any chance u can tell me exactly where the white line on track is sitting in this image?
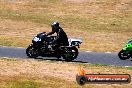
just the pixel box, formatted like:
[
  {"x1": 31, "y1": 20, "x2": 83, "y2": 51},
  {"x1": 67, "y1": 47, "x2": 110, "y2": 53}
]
[
  {"x1": 85, "y1": 51, "x2": 112, "y2": 54},
  {"x1": 0, "y1": 57, "x2": 9, "y2": 58},
  {"x1": 125, "y1": 66, "x2": 131, "y2": 67},
  {"x1": 105, "y1": 52, "x2": 112, "y2": 53},
  {"x1": 0, "y1": 45, "x2": 25, "y2": 49},
  {"x1": 85, "y1": 51, "x2": 92, "y2": 52}
]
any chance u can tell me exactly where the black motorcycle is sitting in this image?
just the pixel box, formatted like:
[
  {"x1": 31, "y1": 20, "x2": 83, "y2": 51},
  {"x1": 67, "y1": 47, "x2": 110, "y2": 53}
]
[{"x1": 26, "y1": 32, "x2": 82, "y2": 61}]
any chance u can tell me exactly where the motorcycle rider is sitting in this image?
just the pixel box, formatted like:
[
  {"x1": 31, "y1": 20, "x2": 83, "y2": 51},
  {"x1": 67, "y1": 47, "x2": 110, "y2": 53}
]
[{"x1": 46, "y1": 21, "x2": 69, "y2": 58}]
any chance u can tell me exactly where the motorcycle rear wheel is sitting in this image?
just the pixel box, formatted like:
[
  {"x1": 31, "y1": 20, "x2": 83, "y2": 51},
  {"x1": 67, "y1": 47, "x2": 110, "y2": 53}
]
[{"x1": 62, "y1": 47, "x2": 78, "y2": 61}]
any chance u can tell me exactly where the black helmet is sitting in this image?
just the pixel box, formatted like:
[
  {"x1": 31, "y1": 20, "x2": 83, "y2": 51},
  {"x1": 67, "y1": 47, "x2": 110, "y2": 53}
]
[
  {"x1": 51, "y1": 21, "x2": 59, "y2": 28},
  {"x1": 51, "y1": 21, "x2": 60, "y2": 32}
]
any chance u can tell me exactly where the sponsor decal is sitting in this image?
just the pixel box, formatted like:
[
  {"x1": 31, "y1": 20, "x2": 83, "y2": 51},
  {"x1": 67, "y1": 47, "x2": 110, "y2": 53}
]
[{"x1": 76, "y1": 66, "x2": 131, "y2": 85}]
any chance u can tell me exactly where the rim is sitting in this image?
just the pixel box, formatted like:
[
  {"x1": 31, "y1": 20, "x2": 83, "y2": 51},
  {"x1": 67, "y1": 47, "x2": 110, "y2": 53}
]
[
  {"x1": 64, "y1": 49, "x2": 76, "y2": 59},
  {"x1": 28, "y1": 47, "x2": 38, "y2": 57}
]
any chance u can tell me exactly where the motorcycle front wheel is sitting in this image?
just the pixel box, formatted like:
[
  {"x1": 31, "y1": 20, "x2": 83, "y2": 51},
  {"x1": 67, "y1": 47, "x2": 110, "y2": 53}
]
[
  {"x1": 26, "y1": 44, "x2": 39, "y2": 58},
  {"x1": 62, "y1": 47, "x2": 78, "y2": 62},
  {"x1": 118, "y1": 50, "x2": 131, "y2": 60}
]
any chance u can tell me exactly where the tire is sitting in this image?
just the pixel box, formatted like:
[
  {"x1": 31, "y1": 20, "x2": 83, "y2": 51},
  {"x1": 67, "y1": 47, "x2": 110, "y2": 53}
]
[
  {"x1": 118, "y1": 50, "x2": 131, "y2": 60},
  {"x1": 76, "y1": 75, "x2": 87, "y2": 85},
  {"x1": 62, "y1": 47, "x2": 78, "y2": 62},
  {"x1": 26, "y1": 44, "x2": 39, "y2": 58}
]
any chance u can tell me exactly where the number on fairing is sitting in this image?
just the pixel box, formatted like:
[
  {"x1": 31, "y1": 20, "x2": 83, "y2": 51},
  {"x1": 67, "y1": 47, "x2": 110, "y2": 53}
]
[{"x1": 33, "y1": 37, "x2": 41, "y2": 42}]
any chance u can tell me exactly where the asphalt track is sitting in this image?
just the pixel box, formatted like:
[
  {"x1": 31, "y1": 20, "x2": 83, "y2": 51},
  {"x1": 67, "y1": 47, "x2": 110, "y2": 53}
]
[{"x1": 0, "y1": 46, "x2": 132, "y2": 66}]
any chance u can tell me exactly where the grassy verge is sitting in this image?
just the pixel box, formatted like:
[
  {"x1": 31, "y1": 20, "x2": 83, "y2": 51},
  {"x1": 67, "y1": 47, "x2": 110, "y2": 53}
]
[
  {"x1": 0, "y1": 75, "x2": 80, "y2": 88},
  {"x1": 0, "y1": 57, "x2": 132, "y2": 88},
  {"x1": 0, "y1": 0, "x2": 131, "y2": 52}
]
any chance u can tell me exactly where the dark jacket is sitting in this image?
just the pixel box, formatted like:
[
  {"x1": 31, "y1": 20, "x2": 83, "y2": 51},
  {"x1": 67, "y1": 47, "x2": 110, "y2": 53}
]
[{"x1": 47, "y1": 27, "x2": 69, "y2": 46}]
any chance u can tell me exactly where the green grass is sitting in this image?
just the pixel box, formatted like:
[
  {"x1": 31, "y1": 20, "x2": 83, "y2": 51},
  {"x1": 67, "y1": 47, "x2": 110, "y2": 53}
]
[
  {"x1": 0, "y1": 8, "x2": 52, "y2": 25},
  {"x1": 0, "y1": 57, "x2": 18, "y2": 61},
  {"x1": 0, "y1": 75, "x2": 87, "y2": 88},
  {"x1": 4, "y1": 80, "x2": 39, "y2": 88},
  {"x1": 0, "y1": 35, "x2": 30, "y2": 47}
]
